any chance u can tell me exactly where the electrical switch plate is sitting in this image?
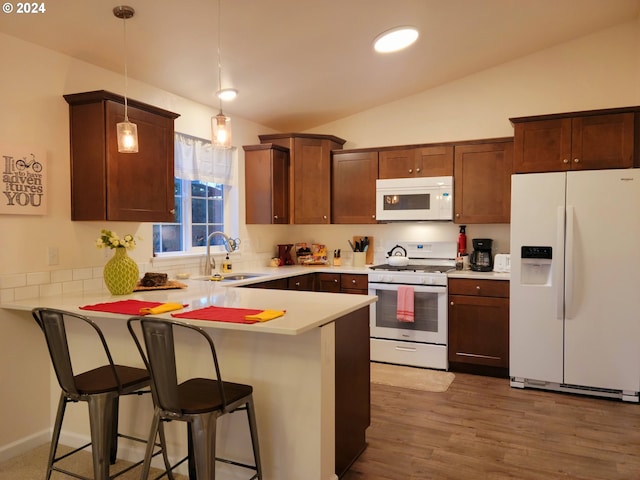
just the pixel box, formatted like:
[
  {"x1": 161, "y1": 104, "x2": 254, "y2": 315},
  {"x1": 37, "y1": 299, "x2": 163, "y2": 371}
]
[{"x1": 47, "y1": 246, "x2": 59, "y2": 266}]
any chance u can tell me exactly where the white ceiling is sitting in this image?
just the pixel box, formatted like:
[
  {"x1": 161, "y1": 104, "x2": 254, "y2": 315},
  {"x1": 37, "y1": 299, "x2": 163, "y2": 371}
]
[{"x1": 1, "y1": 0, "x2": 639, "y2": 131}]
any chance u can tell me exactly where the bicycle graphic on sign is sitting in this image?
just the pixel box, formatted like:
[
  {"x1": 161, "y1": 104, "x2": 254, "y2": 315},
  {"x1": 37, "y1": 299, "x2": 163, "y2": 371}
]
[{"x1": 16, "y1": 153, "x2": 43, "y2": 173}]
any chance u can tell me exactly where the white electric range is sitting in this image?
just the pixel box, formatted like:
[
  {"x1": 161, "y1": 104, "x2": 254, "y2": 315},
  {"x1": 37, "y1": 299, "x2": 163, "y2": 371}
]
[{"x1": 368, "y1": 241, "x2": 456, "y2": 370}]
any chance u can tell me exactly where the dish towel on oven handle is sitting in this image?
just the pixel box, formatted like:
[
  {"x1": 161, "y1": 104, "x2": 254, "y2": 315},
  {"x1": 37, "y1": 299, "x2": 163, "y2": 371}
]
[{"x1": 397, "y1": 285, "x2": 415, "y2": 322}]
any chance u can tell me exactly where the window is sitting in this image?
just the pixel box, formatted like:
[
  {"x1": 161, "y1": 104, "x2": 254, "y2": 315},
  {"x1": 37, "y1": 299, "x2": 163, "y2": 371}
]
[
  {"x1": 153, "y1": 179, "x2": 224, "y2": 253},
  {"x1": 153, "y1": 133, "x2": 234, "y2": 256}
]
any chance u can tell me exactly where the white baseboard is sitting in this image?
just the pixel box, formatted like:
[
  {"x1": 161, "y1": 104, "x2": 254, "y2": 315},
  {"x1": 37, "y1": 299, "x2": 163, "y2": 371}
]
[{"x1": 0, "y1": 429, "x2": 51, "y2": 463}]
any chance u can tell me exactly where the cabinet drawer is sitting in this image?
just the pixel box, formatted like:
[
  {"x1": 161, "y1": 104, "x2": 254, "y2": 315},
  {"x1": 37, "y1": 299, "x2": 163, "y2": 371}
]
[
  {"x1": 316, "y1": 273, "x2": 341, "y2": 293},
  {"x1": 448, "y1": 278, "x2": 509, "y2": 297},
  {"x1": 341, "y1": 274, "x2": 368, "y2": 291}
]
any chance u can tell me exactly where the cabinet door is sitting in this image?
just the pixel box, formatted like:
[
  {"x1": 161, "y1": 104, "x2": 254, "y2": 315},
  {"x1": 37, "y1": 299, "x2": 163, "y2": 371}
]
[
  {"x1": 378, "y1": 149, "x2": 416, "y2": 178},
  {"x1": 244, "y1": 145, "x2": 289, "y2": 224},
  {"x1": 415, "y1": 146, "x2": 454, "y2": 176},
  {"x1": 379, "y1": 146, "x2": 454, "y2": 178},
  {"x1": 454, "y1": 141, "x2": 513, "y2": 224},
  {"x1": 316, "y1": 273, "x2": 341, "y2": 293},
  {"x1": 332, "y1": 151, "x2": 378, "y2": 224},
  {"x1": 513, "y1": 119, "x2": 572, "y2": 173},
  {"x1": 105, "y1": 101, "x2": 176, "y2": 222},
  {"x1": 448, "y1": 294, "x2": 509, "y2": 368},
  {"x1": 293, "y1": 137, "x2": 332, "y2": 224},
  {"x1": 571, "y1": 113, "x2": 634, "y2": 170}
]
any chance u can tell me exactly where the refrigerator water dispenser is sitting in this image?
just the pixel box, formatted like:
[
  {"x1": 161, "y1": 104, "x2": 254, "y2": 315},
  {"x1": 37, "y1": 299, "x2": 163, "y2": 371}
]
[{"x1": 520, "y1": 246, "x2": 552, "y2": 286}]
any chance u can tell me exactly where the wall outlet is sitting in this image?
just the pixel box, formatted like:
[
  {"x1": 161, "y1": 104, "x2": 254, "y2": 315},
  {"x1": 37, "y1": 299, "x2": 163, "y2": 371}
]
[{"x1": 47, "y1": 246, "x2": 59, "y2": 266}]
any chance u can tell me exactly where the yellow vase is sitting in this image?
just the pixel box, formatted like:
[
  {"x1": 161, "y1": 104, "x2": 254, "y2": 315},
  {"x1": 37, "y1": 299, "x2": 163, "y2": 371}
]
[{"x1": 103, "y1": 247, "x2": 139, "y2": 295}]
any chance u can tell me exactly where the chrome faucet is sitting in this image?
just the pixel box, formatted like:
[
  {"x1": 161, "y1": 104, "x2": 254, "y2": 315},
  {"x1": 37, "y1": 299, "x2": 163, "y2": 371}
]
[{"x1": 204, "y1": 231, "x2": 240, "y2": 276}]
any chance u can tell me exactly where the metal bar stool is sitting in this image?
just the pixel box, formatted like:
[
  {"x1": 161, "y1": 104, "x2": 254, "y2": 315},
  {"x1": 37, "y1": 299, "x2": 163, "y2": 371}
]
[
  {"x1": 127, "y1": 317, "x2": 262, "y2": 480},
  {"x1": 32, "y1": 307, "x2": 173, "y2": 480}
]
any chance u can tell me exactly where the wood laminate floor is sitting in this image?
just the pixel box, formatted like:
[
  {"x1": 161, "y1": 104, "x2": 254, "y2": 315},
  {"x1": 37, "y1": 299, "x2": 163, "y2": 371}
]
[{"x1": 344, "y1": 372, "x2": 640, "y2": 480}]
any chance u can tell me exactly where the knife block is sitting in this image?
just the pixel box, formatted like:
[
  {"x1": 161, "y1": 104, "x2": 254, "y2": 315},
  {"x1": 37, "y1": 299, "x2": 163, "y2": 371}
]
[{"x1": 352, "y1": 236, "x2": 374, "y2": 265}]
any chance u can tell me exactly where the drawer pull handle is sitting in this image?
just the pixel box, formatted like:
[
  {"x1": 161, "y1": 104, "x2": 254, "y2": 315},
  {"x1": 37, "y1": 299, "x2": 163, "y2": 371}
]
[{"x1": 395, "y1": 346, "x2": 417, "y2": 352}]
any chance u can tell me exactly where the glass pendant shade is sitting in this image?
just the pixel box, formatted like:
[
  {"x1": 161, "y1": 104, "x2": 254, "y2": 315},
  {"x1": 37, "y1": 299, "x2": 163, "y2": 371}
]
[
  {"x1": 117, "y1": 120, "x2": 139, "y2": 153},
  {"x1": 212, "y1": 111, "x2": 232, "y2": 148}
]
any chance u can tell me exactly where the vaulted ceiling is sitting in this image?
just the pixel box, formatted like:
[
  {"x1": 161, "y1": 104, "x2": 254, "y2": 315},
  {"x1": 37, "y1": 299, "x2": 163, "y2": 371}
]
[{"x1": 1, "y1": 0, "x2": 638, "y2": 131}]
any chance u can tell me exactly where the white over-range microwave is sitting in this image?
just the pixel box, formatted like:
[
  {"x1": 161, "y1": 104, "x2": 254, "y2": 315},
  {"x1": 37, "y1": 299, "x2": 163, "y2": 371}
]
[{"x1": 375, "y1": 176, "x2": 453, "y2": 221}]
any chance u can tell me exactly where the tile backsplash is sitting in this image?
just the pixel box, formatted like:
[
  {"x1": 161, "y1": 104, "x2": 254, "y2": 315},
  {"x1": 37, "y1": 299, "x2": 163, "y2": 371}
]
[{"x1": 0, "y1": 251, "x2": 271, "y2": 303}]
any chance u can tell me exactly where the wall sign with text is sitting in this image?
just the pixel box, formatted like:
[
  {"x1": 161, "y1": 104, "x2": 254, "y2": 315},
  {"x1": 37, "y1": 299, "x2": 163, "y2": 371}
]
[{"x1": 1, "y1": 146, "x2": 47, "y2": 215}]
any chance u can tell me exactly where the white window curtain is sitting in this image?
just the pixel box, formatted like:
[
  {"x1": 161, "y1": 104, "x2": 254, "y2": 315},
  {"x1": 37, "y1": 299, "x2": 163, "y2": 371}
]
[{"x1": 174, "y1": 132, "x2": 234, "y2": 185}]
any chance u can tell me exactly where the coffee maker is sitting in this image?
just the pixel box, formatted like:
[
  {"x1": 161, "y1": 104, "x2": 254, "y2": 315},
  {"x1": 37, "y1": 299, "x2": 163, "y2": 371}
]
[{"x1": 470, "y1": 238, "x2": 493, "y2": 272}]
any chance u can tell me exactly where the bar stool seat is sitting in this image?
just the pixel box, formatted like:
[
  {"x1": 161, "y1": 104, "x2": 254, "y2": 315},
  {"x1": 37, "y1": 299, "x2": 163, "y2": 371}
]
[
  {"x1": 128, "y1": 316, "x2": 262, "y2": 480},
  {"x1": 32, "y1": 307, "x2": 173, "y2": 480}
]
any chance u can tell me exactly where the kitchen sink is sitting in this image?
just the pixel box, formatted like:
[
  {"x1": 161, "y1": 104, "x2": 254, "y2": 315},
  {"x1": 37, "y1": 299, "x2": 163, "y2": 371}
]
[{"x1": 192, "y1": 273, "x2": 266, "y2": 282}]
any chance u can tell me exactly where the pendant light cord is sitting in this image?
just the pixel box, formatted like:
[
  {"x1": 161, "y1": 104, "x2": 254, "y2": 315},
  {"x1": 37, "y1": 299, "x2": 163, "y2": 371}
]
[
  {"x1": 122, "y1": 12, "x2": 129, "y2": 122},
  {"x1": 217, "y1": 0, "x2": 223, "y2": 113}
]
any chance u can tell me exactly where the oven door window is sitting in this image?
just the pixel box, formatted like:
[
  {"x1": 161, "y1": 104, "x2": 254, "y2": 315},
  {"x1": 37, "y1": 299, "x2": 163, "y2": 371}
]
[{"x1": 374, "y1": 289, "x2": 439, "y2": 333}]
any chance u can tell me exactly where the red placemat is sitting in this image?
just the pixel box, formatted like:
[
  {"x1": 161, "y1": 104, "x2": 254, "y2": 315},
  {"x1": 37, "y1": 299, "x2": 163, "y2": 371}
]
[
  {"x1": 172, "y1": 306, "x2": 263, "y2": 324},
  {"x1": 80, "y1": 299, "x2": 164, "y2": 316}
]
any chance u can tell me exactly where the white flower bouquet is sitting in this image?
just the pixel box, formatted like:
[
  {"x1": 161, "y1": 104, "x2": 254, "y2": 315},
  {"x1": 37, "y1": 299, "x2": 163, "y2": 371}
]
[{"x1": 96, "y1": 229, "x2": 137, "y2": 250}]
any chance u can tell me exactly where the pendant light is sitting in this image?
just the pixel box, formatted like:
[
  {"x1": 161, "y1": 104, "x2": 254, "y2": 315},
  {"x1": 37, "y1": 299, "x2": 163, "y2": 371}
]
[
  {"x1": 113, "y1": 5, "x2": 139, "y2": 153},
  {"x1": 211, "y1": 0, "x2": 232, "y2": 149}
]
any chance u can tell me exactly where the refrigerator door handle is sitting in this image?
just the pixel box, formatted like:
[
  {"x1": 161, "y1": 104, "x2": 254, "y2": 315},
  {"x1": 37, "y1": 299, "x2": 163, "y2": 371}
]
[
  {"x1": 565, "y1": 205, "x2": 575, "y2": 319},
  {"x1": 556, "y1": 206, "x2": 565, "y2": 320}
]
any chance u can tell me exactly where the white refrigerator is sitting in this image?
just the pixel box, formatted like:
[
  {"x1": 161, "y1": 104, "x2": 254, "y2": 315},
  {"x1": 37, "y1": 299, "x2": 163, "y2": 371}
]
[{"x1": 510, "y1": 169, "x2": 640, "y2": 402}]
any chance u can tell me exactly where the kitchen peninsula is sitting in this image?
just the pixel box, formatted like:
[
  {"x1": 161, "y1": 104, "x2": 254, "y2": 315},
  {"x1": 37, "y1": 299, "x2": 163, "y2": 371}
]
[{"x1": 2, "y1": 279, "x2": 376, "y2": 480}]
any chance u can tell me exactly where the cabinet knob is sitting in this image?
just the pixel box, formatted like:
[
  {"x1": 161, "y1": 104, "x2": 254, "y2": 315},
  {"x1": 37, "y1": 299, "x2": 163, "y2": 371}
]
[
  {"x1": 352, "y1": 279, "x2": 356, "y2": 284},
  {"x1": 574, "y1": 158, "x2": 580, "y2": 163},
  {"x1": 456, "y1": 213, "x2": 460, "y2": 218},
  {"x1": 416, "y1": 168, "x2": 421, "y2": 173},
  {"x1": 450, "y1": 301, "x2": 454, "y2": 306},
  {"x1": 274, "y1": 215, "x2": 278, "y2": 219},
  {"x1": 323, "y1": 215, "x2": 327, "y2": 220},
  {"x1": 408, "y1": 168, "x2": 413, "y2": 174},
  {"x1": 476, "y1": 285, "x2": 481, "y2": 290},
  {"x1": 295, "y1": 282, "x2": 300, "y2": 287},
  {"x1": 334, "y1": 279, "x2": 338, "y2": 283},
  {"x1": 170, "y1": 209, "x2": 176, "y2": 214},
  {"x1": 563, "y1": 158, "x2": 569, "y2": 164},
  {"x1": 372, "y1": 214, "x2": 376, "y2": 219}
]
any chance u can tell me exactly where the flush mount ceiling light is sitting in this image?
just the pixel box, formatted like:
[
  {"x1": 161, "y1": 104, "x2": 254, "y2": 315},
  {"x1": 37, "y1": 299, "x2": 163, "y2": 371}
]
[
  {"x1": 113, "y1": 5, "x2": 138, "y2": 153},
  {"x1": 373, "y1": 26, "x2": 419, "y2": 53},
  {"x1": 217, "y1": 88, "x2": 238, "y2": 101},
  {"x1": 211, "y1": 0, "x2": 232, "y2": 149}
]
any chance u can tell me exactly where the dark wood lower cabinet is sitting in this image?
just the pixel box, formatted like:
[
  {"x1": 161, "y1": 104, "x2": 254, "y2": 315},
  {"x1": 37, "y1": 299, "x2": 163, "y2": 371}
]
[
  {"x1": 448, "y1": 278, "x2": 509, "y2": 378},
  {"x1": 334, "y1": 307, "x2": 370, "y2": 478}
]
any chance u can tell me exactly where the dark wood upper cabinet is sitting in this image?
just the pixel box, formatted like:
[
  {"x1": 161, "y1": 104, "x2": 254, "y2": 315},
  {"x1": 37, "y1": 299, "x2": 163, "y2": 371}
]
[
  {"x1": 454, "y1": 140, "x2": 513, "y2": 224},
  {"x1": 331, "y1": 150, "x2": 378, "y2": 224},
  {"x1": 378, "y1": 145, "x2": 453, "y2": 179},
  {"x1": 64, "y1": 90, "x2": 179, "y2": 222},
  {"x1": 511, "y1": 109, "x2": 636, "y2": 173},
  {"x1": 259, "y1": 133, "x2": 346, "y2": 224},
  {"x1": 243, "y1": 143, "x2": 290, "y2": 224}
]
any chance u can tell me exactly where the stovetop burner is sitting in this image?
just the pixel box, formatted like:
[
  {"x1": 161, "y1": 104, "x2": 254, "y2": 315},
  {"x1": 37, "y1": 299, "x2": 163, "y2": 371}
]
[{"x1": 369, "y1": 264, "x2": 454, "y2": 274}]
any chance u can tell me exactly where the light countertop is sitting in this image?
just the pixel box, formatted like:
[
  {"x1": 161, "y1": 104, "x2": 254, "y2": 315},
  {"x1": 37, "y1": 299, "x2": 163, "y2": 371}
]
[
  {"x1": 447, "y1": 270, "x2": 510, "y2": 281},
  {"x1": 1, "y1": 278, "x2": 376, "y2": 336}
]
